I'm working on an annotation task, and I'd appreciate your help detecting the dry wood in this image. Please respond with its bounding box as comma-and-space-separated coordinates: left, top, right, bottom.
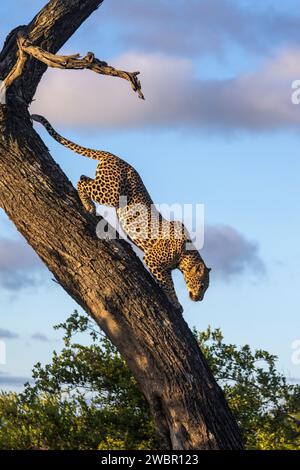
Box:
2, 33, 144, 99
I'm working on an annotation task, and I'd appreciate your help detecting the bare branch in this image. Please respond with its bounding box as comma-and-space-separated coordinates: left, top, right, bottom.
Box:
3, 34, 144, 100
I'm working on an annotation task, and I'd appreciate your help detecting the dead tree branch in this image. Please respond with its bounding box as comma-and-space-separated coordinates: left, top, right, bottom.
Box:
2, 33, 144, 99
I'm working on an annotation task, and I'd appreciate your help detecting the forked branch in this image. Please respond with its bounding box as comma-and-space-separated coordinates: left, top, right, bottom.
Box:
3, 33, 144, 99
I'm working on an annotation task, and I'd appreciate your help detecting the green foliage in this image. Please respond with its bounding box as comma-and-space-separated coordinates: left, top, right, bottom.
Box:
195, 326, 300, 449
0, 312, 299, 449
0, 312, 157, 450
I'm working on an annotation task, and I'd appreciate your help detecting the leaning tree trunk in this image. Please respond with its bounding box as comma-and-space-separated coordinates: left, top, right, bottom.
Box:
0, 0, 244, 450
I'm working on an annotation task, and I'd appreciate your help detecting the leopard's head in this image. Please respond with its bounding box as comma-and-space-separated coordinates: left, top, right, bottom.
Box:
186, 263, 210, 302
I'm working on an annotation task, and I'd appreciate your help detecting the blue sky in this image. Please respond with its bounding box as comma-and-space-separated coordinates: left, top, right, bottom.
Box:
0, 0, 300, 390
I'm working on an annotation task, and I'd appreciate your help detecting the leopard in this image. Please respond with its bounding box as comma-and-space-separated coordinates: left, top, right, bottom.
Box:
31, 114, 210, 312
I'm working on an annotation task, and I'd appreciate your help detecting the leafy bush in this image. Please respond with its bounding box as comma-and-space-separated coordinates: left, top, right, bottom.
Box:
0, 312, 299, 449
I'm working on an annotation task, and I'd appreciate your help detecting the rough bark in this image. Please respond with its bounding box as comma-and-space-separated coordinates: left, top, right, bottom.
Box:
0, 0, 244, 450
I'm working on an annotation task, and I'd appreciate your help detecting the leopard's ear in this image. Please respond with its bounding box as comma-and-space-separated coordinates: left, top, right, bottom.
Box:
207, 267, 212, 273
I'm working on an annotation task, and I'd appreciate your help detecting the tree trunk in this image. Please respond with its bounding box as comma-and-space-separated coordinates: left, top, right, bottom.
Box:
0, 0, 244, 450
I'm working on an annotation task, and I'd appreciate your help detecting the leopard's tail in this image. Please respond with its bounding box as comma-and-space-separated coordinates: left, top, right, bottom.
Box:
31, 114, 113, 161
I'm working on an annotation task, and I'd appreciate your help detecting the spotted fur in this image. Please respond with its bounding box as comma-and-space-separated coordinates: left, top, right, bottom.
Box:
31, 114, 210, 312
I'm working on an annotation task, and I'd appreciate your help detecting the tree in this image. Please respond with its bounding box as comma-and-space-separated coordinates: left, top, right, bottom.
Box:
195, 328, 300, 449
0, 312, 299, 450
0, 0, 243, 449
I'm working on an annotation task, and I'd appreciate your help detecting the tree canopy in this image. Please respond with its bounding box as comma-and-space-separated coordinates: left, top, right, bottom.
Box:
0, 312, 299, 450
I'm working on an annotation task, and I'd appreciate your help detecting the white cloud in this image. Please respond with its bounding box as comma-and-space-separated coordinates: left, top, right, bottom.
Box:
0, 237, 44, 291
0, 328, 19, 339
31, 49, 300, 133
31, 332, 50, 342
0, 372, 31, 386
202, 225, 265, 279
104, 0, 300, 59
0, 238, 41, 270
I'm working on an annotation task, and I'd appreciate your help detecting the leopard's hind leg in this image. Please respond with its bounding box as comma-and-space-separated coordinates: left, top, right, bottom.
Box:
77, 175, 96, 215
